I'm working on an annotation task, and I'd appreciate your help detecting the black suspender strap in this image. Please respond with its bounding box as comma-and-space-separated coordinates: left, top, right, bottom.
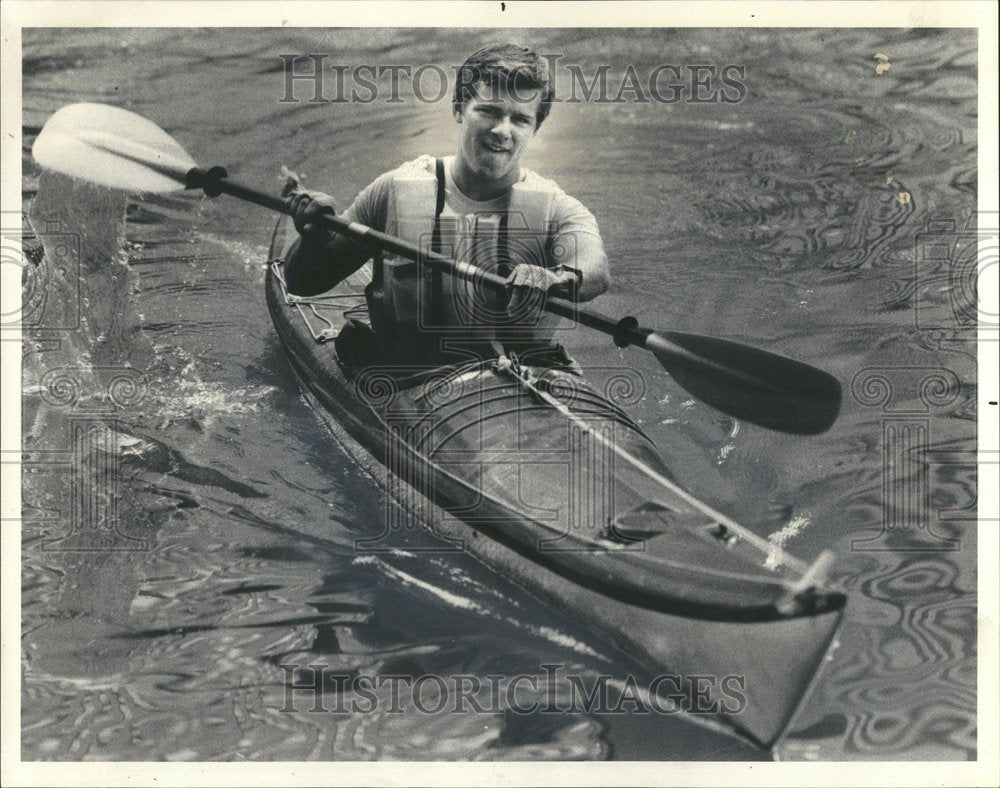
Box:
432, 157, 446, 251
495, 212, 512, 316
497, 212, 510, 276
429, 157, 447, 326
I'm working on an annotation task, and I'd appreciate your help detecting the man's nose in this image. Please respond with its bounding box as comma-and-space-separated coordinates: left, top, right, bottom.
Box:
491, 115, 513, 137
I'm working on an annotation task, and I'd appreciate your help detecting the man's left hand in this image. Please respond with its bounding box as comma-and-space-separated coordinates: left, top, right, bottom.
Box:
505, 264, 578, 316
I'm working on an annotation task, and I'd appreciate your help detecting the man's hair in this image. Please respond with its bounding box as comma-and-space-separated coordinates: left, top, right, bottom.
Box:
452, 43, 554, 129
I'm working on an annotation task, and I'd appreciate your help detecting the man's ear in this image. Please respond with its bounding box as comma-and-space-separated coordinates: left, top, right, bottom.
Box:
453, 106, 463, 124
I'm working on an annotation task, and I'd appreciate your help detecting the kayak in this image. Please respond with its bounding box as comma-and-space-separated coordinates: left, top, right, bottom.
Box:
264, 214, 846, 748
25, 101, 846, 748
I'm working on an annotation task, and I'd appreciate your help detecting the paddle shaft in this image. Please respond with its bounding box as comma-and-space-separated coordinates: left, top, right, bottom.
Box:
206, 173, 797, 394
65, 141, 781, 389
196, 169, 838, 413
204, 172, 666, 353
192, 167, 840, 431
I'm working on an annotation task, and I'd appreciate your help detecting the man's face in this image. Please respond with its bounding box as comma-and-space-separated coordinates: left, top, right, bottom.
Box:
454, 81, 541, 184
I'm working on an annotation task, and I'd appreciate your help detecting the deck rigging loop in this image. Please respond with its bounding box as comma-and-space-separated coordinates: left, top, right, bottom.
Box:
271, 258, 368, 342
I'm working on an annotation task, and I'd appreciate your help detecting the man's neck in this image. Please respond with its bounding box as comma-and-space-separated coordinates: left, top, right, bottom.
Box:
450, 157, 520, 202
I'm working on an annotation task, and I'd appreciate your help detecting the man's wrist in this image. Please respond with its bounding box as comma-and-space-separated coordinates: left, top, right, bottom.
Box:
549, 265, 583, 300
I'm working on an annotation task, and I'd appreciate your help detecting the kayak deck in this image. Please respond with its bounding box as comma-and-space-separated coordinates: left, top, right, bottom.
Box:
264, 214, 846, 747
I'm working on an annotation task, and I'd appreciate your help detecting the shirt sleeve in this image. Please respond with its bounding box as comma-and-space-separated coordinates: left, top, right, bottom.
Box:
341, 169, 394, 231
549, 191, 608, 272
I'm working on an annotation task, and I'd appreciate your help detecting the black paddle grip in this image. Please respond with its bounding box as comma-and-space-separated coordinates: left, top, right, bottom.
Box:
185, 166, 228, 197
185, 167, 291, 214
613, 316, 640, 348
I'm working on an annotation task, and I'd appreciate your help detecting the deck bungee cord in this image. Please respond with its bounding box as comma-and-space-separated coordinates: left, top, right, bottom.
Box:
270, 257, 368, 343
493, 352, 813, 579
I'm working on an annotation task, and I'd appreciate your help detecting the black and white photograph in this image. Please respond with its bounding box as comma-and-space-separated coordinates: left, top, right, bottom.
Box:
2, 1, 997, 784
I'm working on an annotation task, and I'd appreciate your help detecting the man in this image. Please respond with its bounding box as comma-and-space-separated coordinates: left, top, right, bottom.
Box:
284, 43, 610, 370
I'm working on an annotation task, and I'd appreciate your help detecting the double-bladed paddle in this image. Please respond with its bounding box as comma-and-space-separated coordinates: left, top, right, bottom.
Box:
31, 102, 842, 434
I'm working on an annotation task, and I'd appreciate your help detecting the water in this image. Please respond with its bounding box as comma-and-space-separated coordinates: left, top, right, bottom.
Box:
19, 28, 977, 760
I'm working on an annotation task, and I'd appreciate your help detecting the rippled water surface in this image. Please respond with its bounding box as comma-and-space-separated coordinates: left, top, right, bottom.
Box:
20, 28, 977, 761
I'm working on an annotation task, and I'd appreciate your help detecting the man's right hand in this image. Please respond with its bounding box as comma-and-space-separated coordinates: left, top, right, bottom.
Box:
287, 190, 338, 239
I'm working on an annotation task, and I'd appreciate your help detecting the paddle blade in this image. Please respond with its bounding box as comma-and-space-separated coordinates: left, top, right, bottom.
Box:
646, 331, 842, 434
32, 103, 196, 192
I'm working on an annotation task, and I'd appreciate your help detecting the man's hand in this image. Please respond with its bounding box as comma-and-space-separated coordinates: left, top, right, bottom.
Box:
283, 188, 373, 297
287, 190, 338, 239
505, 264, 580, 316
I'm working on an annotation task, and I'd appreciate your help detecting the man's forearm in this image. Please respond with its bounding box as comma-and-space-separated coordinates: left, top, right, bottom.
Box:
558, 234, 610, 302
575, 259, 610, 302
283, 231, 371, 296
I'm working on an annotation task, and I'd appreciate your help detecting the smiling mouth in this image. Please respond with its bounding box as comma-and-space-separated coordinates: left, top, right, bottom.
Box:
483, 141, 510, 153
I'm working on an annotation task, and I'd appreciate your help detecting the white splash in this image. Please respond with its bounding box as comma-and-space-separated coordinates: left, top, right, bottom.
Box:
765, 513, 812, 569
356, 556, 605, 658
533, 627, 604, 658
716, 421, 740, 464
153, 376, 276, 427
352, 556, 485, 612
